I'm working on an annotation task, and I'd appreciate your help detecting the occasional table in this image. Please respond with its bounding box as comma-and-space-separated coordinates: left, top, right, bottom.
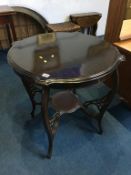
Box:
8, 32, 124, 158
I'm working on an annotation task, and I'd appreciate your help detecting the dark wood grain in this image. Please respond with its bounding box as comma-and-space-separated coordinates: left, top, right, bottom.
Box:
105, 0, 127, 42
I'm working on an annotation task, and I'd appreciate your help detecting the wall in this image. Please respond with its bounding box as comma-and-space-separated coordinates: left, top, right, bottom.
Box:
0, 0, 110, 35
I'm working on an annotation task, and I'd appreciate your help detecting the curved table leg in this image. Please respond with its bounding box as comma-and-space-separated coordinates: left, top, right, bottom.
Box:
81, 70, 119, 134
41, 86, 53, 158
18, 75, 42, 118
41, 86, 61, 158
98, 70, 118, 133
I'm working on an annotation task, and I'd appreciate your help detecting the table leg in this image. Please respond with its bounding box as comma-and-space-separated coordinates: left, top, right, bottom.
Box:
81, 70, 118, 134
18, 74, 60, 158
41, 86, 54, 158
41, 86, 61, 158
19, 75, 42, 118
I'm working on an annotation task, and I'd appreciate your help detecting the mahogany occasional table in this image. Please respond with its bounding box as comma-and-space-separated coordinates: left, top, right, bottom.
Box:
8, 32, 124, 158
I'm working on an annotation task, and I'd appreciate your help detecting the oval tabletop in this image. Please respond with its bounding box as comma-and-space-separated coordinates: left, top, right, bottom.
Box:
7, 32, 124, 85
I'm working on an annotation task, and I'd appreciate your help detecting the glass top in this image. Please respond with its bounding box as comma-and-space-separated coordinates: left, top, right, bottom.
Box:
8, 32, 123, 85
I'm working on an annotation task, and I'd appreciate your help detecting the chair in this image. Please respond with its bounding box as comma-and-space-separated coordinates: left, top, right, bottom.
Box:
70, 12, 102, 35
